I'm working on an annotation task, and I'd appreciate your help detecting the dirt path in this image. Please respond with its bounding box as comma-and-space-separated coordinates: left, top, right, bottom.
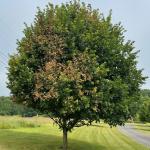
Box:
119, 125, 150, 148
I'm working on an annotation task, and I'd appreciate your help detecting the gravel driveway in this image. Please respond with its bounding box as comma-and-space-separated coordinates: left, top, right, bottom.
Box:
119, 124, 150, 148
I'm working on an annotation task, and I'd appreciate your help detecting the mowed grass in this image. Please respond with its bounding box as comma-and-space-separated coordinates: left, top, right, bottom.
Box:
0, 116, 41, 129
133, 123, 150, 135
0, 116, 149, 150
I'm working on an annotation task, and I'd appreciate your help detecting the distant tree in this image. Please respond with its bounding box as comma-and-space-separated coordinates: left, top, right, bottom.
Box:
136, 89, 150, 122
7, 1, 145, 150
141, 89, 150, 97
139, 97, 150, 122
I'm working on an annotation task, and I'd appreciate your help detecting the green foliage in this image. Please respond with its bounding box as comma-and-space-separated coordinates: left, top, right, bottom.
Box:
139, 95, 150, 122
0, 97, 37, 117
7, 1, 145, 149
141, 89, 150, 97
131, 89, 150, 122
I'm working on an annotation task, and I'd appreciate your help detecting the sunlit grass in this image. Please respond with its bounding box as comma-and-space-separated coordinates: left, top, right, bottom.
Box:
0, 116, 41, 129
133, 123, 150, 135
0, 116, 149, 150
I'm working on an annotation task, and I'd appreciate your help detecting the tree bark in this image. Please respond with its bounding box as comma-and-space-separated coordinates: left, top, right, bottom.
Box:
63, 128, 68, 150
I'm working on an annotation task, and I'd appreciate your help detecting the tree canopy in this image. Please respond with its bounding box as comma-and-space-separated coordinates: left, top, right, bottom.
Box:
7, 1, 145, 150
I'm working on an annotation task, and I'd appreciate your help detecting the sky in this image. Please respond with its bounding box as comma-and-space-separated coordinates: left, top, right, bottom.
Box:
0, 0, 150, 96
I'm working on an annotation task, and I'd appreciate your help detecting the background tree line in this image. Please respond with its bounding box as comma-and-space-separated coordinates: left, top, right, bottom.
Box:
127, 89, 150, 122
0, 96, 37, 117
137, 89, 150, 122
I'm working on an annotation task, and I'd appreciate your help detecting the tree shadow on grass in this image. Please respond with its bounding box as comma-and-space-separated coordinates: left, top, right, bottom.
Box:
0, 129, 106, 150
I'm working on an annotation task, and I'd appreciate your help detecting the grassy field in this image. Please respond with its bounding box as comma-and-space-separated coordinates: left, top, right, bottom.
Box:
133, 123, 150, 135
0, 116, 41, 129
0, 116, 149, 150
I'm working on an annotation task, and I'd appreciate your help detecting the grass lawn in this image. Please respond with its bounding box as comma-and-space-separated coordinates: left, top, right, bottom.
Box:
133, 123, 150, 135
0, 116, 149, 150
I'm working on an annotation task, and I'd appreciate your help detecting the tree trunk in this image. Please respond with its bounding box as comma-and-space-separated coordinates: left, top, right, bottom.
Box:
63, 128, 68, 150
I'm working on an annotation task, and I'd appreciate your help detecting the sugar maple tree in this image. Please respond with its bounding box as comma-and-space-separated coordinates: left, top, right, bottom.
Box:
7, 1, 145, 150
